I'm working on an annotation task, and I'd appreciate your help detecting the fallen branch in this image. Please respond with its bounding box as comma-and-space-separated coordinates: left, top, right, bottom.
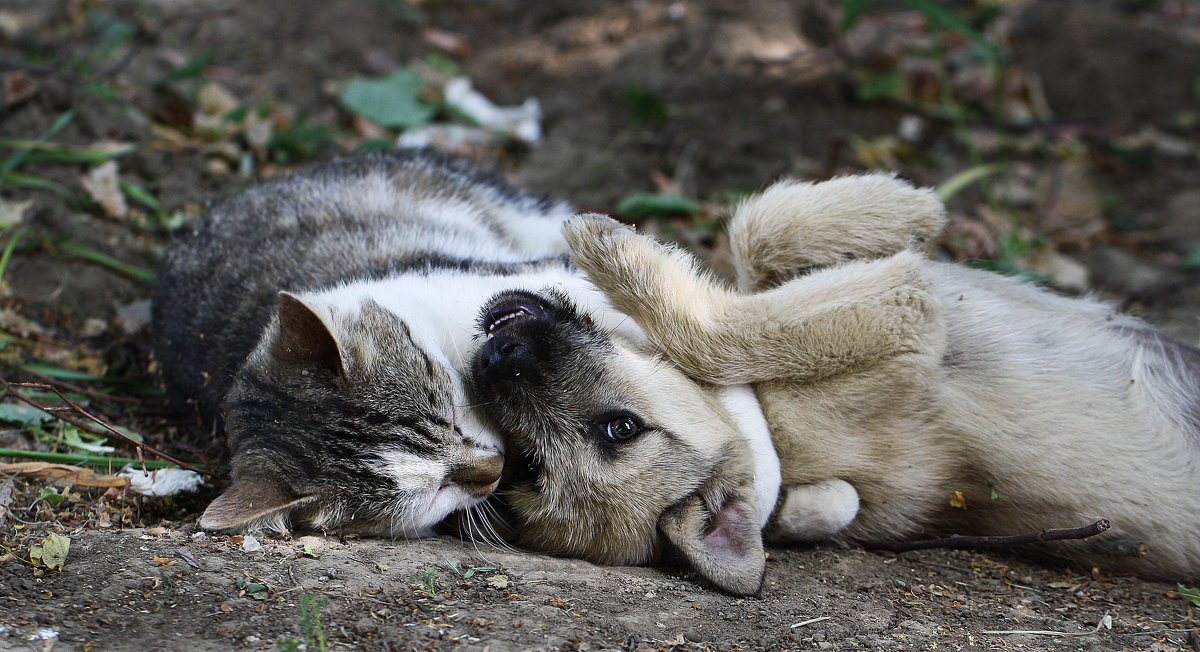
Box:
0, 377, 211, 477
864, 519, 1111, 553
982, 614, 1113, 637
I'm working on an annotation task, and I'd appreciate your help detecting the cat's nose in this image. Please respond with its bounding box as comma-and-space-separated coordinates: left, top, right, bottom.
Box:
448, 451, 503, 496
478, 335, 533, 380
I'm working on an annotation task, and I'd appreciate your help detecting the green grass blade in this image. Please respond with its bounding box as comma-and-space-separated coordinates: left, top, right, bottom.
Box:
0, 447, 185, 471
0, 226, 29, 286
16, 363, 162, 396
938, 163, 1005, 202
901, 0, 1002, 62
119, 181, 164, 214
153, 50, 213, 87
23, 144, 136, 165
1, 172, 72, 197
56, 240, 156, 282
0, 111, 74, 178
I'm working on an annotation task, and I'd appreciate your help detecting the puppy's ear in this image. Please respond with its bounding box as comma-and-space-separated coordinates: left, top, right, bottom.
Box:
199, 466, 317, 531
659, 484, 765, 596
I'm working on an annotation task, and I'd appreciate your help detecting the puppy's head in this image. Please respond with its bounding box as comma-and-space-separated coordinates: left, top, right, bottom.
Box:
470, 289, 766, 595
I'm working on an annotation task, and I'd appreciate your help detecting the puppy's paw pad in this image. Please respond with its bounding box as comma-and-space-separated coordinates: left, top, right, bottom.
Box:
563, 213, 628, 244
564, 213, 646, 270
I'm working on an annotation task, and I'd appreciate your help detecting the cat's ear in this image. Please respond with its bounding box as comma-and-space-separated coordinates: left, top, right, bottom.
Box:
276, 291, 345, 373
658, 483, 765, 596
199, 467, 317, 531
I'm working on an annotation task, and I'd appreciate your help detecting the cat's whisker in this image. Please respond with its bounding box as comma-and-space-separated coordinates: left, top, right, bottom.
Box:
453, 399, 496, 410
478, 501, 518, 554
468, 501, 516, 557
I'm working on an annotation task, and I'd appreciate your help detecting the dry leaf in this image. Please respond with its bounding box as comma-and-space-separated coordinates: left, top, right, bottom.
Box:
152, 556, 176, 567
0, 462, 129, 488
487, 574, 510, 589
3, 70, 36, 105
0, 196, 33, 228
144, 526, 168, 537
175, 548, 202, 569
196, 82, 238, 117
81, 161, 128, 219
30, 532, 70, 571
949, 491, 967, 510
421, 27, 471, 58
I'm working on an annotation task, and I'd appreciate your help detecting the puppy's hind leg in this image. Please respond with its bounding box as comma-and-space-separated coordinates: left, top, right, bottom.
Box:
730, 174, 945, 292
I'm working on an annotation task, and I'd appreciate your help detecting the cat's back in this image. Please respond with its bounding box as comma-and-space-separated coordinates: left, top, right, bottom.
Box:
153, 151, 572, 418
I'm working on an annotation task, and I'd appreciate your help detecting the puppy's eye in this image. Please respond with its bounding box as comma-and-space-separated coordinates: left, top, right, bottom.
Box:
604, 415, 642, 442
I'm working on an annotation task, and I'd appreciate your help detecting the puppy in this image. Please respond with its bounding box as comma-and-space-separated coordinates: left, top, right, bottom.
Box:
470, 174, 1200, 595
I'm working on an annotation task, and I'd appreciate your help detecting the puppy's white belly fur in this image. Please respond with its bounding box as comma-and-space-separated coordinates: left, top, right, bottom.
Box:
775, 480, 860, 540
717, 385, 781, 528
718, 385, 861, 537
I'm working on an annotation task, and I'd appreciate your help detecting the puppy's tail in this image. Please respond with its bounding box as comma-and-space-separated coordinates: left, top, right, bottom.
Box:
729, 173, 946, 293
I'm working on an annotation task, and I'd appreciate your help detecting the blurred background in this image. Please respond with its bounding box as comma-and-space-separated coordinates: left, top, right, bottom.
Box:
0, 0, 1198, 511
1, 2, 1200, 648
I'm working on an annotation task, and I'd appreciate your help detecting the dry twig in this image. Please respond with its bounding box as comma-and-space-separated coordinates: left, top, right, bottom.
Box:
865, 519, 1111, 553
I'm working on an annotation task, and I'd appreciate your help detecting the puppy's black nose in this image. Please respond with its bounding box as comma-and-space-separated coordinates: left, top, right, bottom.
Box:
478, 335, 533, 380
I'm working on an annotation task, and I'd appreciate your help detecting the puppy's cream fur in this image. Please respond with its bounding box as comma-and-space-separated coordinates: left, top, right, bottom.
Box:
483, 174, 1200, 595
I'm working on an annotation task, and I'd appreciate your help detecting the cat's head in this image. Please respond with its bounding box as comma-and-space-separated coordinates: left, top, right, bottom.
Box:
199, 291, 503, 538
469, 289, 766, 595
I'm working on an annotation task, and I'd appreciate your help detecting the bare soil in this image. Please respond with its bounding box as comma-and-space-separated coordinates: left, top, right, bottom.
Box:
2, 1, 1200, 650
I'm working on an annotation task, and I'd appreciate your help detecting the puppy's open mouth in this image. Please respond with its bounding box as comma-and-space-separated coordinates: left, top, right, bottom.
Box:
483, 294, 551, 338
485, 305, 536, 337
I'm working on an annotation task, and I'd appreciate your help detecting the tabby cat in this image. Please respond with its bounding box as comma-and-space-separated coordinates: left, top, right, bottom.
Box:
153, 151, 638, 537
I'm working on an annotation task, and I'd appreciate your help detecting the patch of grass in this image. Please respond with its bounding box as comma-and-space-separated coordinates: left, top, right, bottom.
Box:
461, 565, 498, 579
414, 568, 440, 596
622, 86, 669, 124
840, 0, 1002, 64
266, 117, 336, 165
67, 8, 138, 76
1177, 585, 1200, 607
278, 594, 328, 652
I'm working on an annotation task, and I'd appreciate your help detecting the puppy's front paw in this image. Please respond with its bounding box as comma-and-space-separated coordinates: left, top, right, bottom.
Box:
773, 479, 859, 542
562, 213, 640, 276
563, 212, 625, 239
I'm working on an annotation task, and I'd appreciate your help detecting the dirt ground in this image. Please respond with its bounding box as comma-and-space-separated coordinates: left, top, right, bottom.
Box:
2, 0, 1200, 650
